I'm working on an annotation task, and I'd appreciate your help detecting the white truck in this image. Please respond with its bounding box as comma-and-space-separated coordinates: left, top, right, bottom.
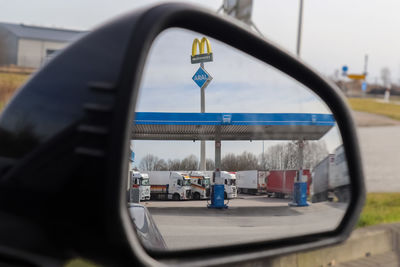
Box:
329, 145, 350, 202
311, 155, 334, 202
311, 145, 350, 203
188, 171, 211, 200
130, 171, 151, 201
147, 171, 192, 200
206, 171, 237, 199
236, 170, 269, 194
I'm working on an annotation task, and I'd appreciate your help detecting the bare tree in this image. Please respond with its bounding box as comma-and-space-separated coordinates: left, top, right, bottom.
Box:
303, 141, 328, 169
221, 153, 238, 171
139, 154, 158, 171
180, 154, 199, 170
154, 159, 168, 171
139, 154, 168, 171
206, 158, 215, 170
260, 141, 328, 170
237, 151, 259, 170
221, 151, 259, 171
167, 159, 181, 171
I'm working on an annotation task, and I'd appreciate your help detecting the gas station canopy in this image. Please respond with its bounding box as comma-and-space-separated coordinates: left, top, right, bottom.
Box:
132, 112, 335, 141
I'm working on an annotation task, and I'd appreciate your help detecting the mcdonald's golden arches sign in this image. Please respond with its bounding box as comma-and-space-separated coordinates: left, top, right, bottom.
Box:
191, 37, 213, 64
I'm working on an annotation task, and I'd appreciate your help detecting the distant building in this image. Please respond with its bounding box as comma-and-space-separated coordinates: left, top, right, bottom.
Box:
0, 22, 86, 68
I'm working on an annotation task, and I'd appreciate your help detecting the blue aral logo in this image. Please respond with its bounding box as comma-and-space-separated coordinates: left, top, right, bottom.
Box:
192, 67, 212, 88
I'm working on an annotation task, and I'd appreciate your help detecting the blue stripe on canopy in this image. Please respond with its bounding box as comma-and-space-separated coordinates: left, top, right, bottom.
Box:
132, 112, 335, 141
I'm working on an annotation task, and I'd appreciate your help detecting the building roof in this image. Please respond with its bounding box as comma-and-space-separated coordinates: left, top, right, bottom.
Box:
132, 112, 335, 141
0, 22, 87, 42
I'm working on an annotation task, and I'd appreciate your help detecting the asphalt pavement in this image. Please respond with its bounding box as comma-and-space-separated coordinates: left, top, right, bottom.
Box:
357, 125, 400, 192
144, 195, 347, 250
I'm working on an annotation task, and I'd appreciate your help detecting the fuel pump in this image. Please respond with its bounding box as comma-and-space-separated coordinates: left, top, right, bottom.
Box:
208, 169, 228, 209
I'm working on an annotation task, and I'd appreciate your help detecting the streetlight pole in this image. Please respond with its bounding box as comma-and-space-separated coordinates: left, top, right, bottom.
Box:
296, 0, 304, 57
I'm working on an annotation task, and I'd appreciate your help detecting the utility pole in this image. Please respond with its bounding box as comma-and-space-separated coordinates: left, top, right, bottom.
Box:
296, 0, 304, 57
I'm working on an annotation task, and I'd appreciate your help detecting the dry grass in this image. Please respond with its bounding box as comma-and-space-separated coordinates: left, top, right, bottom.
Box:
348, 98, 400, 121
357, 193, 400, 228
0, 72, 30, 109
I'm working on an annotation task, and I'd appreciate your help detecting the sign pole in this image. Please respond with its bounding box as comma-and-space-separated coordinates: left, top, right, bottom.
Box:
200, 63, 206, 170
191, 37, 213, 171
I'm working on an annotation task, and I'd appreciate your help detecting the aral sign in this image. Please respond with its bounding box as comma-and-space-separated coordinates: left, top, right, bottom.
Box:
192, 66, 213, 88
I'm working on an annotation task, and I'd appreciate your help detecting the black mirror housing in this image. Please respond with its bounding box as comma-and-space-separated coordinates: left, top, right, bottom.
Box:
0, 3, 365, 266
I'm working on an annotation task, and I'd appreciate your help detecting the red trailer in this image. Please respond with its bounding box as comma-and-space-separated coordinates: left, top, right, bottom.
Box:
267, 170, 311, 198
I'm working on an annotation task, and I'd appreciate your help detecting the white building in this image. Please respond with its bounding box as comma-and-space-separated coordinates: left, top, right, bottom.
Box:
0, 22, 86, 68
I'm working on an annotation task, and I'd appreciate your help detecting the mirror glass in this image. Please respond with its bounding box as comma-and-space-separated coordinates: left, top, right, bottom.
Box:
127, 28, 350, 251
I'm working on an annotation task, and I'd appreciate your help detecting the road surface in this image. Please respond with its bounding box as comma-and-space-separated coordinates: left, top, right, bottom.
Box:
354, 110, 400, 192
144, 195, 347, 250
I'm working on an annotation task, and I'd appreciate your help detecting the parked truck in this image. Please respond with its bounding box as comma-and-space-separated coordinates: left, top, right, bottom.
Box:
188, 171, 211, 200
147, 171, 192, 200
236, 170, 269, 194
311, 145, 350, 203
311, 154, 335, 203
130, 171, 151, 201
267, 170, 311, 198
205, 171, 237, 199
329, 145, 350, 202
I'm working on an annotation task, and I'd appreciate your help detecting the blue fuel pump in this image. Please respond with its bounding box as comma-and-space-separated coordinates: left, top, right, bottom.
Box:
207, 171, 228, 209
289, 171, 309, 207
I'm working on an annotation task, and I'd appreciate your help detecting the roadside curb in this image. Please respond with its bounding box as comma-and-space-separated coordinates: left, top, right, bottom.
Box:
264, 223, 400, 267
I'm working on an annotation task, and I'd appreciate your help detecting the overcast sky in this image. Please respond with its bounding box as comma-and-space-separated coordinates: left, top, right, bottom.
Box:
1, 0, 400, 83
132, 28, 342, 164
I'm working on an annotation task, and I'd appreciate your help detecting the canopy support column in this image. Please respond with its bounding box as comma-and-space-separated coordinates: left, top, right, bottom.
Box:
297, 139, 304, 182
215, 139, 221, 172
208, 137, 227, 209
289, 138, 309, 207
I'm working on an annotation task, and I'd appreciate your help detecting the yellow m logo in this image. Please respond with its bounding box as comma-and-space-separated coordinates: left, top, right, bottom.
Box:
192, 37, 212, 56
191, 37, 213, 64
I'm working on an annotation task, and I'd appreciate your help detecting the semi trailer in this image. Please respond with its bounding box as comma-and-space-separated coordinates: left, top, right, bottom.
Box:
236, 170, 269, 194
147, 171, 192, 200
311, 145, 350, 203
266, 170, 311, 198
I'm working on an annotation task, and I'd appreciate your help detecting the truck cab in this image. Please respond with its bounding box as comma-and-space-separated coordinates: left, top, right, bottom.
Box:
170, 172, 192, 200
131, 172, 151, 201
189, 171, 211, 200
222, 171, 237, 199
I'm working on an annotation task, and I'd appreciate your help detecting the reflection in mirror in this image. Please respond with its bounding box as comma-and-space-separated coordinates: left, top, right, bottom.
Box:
127, 28, 350, 251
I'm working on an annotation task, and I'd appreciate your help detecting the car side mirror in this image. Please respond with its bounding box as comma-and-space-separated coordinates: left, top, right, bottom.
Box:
0, 3, 365, 266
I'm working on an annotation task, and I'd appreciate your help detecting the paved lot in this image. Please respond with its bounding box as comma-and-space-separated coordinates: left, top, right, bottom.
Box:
143, 195, 347, 250
350, 110, 400, 192
357, 125, 400, 192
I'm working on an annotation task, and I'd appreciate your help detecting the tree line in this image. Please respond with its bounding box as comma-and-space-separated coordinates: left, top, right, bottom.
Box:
138, 141, 328, 172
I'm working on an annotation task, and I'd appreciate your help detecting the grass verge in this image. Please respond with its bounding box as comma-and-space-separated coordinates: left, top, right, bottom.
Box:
357, 193, 400, 228
348, 98, 400, 121
0, 72, 30, 109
